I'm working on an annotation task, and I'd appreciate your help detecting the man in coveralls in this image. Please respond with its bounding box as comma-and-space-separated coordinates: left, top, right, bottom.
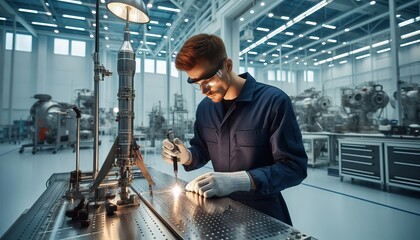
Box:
162, 34, 308, 225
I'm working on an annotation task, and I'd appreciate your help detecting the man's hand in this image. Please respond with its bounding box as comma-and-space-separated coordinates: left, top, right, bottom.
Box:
185, 171, 251, 198
161, 138, 191, 165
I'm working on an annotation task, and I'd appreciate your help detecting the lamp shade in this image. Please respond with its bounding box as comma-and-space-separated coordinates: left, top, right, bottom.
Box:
107, 0, 150, 23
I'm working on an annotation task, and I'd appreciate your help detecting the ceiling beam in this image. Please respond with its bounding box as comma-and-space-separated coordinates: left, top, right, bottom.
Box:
151, 0, 196, 56
0, 0, 37, 37
254, 0, 370, 60
257, 0, 420, 60
236, 0, 285, 32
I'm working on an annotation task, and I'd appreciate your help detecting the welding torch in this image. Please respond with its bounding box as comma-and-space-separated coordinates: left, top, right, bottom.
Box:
167, 131, 178, 183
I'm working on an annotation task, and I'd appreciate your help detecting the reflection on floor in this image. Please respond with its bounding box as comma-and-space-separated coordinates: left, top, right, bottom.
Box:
1, 135, 419, 239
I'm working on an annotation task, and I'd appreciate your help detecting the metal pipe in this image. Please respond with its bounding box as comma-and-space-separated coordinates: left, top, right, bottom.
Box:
73, 107, 81, 191
8, 17, 16, 140
389, 0, 403, 124
93, 0, 100, 180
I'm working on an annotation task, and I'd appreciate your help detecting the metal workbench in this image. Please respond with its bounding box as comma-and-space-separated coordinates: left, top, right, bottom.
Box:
2, 168, 314, 240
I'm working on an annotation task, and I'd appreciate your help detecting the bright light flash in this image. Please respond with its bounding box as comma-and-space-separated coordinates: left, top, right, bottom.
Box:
172, 184, 182, 197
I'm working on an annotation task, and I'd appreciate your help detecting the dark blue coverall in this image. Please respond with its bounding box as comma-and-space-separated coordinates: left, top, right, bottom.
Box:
185, 73, 308, 225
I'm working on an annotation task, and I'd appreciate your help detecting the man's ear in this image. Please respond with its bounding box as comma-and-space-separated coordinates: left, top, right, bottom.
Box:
226, 58, 233, 72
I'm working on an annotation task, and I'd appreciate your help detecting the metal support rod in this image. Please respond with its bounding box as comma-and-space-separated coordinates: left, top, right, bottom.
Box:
8, 17, 16, 140
73, 107, 81, 191
93, 0, 100, 180
166, 41, 171, 122
389, 0, 403, 125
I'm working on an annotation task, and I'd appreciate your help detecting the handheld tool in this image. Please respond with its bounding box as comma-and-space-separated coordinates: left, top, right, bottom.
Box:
167, 131, 178, 184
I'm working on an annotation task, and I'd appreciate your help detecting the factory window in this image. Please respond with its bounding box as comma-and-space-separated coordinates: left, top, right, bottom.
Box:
268, 70, 276, 81
248, 67, 255, 76
239, 66, 255, 75
135, 58, 141, 73
156, 60, 167, 74
171, 62, 179, 77
288, 71, 295, 83
144, 59, 155, 73
54, 38, 69, 55
276, 70, 287, 81
304, 70, 314, 82
5, 33, 32, 52
71, 40, 86, 57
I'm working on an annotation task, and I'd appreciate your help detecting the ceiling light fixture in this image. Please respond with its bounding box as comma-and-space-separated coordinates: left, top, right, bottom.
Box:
400, 39, 420, 47
145, 33, 161, 38
32, 22, 57, 27
157, 6, 181, 12
355, 53, 370, 59
65, 26, 85, 31
63, 14, 86, 20
256, 27, 270, 32
322, 24, 336, 29
305, 21, 317, 25
19, 8, 39, 14
401, 29, 420, 39
239, 0, 333, 56
377, 48, 391, 53
57, 0, 82, 5
371, 40, 389, 48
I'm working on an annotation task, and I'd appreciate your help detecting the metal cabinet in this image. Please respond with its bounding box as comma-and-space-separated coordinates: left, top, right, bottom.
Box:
339, 139, 384, 189
385, 142, 420, 191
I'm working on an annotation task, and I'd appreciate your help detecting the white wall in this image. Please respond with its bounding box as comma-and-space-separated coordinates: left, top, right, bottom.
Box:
0, 32, 93, 124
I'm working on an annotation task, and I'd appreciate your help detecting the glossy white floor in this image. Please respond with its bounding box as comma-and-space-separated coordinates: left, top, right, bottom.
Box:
1, 135, 419, 239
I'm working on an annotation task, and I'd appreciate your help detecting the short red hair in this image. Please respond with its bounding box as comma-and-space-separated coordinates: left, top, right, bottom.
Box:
175, 34, 227, 71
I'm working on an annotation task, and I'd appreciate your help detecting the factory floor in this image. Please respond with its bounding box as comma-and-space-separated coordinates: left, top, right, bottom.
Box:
1, 135, 419, 240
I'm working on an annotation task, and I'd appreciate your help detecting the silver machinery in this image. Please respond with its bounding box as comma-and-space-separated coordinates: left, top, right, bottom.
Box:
89, 1, 154, 206
19, 94, 76, 154
291, 88, 332, 132
341, 82, 389, 132
170, 93, 193, 140
74, 89, 95, 144
390, 83, 420, 125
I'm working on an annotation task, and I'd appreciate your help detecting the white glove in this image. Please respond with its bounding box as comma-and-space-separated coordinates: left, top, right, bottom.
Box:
185, 171, 251, 198
161, 138, 191, 165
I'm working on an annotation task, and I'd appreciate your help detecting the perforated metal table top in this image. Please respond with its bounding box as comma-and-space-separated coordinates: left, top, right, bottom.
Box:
136, 169, 313, 240
2, 169, 313, 240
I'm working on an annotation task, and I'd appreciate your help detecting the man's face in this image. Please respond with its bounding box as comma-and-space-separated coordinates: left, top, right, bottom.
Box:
186, 59, 230, 103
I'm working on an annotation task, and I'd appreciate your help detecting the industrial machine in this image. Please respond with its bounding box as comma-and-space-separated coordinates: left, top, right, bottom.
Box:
147, 101, 166, 147
341, 82, 389, 132
74, 89, 95, 145
291, 87, 332, 132
170, 93, 193, 139
19, 94, 76, 154
390, 83, 420, 126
